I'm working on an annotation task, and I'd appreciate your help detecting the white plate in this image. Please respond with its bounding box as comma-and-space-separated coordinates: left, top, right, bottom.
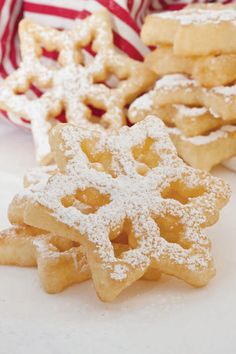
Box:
0, 120, 236, 354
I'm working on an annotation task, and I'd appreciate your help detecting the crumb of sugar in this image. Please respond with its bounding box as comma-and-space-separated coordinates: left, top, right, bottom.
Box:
174, 105, 208, 117
154, 74, 196, 91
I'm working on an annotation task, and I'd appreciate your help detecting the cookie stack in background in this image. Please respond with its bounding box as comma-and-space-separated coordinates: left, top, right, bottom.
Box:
128, 4, 236, 171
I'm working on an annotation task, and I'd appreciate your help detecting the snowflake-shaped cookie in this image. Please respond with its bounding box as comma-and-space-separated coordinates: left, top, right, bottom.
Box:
0, 11, 156, 164
23, 116, 230, 301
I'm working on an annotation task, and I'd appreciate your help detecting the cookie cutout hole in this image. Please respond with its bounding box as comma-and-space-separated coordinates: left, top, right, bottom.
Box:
47, 104, 66, 126
83, 44, 97, 59
104, 73, 127, 89
135, 164, 149, 176
30, 84, 43, 98
94, 67, 129, 88
132, 138, 159, 175
40, 48, 60, 69
82, 97, 108, 125
49, 236, 77, 252
87, 103, 106, 122
42, 48, 59, 61
122, 219, 140, 249
80, 49, 93, 67
112, 231, 128, 245
55, 109, 67, 123
105, 61, 130, 86
154, 215, 185, 245
14, 83, 43, 100
113, 243, 129, 258
161, 181, 205, 204
61, 187, 110, 214
81, 138, 116, 177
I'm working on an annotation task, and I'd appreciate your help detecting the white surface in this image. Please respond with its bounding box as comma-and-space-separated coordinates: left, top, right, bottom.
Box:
223, 156, 236, 172
0, 119, 236, 354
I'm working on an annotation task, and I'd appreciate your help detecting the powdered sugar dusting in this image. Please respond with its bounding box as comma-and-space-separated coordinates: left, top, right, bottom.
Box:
155, 7, 236, 26
0, 224, 91, 283
169, 125, 236, 145
24, 165, 56, 187
209, 108, 221, 118
211, 84, 236, 103
33, 234, 89, 276
154, 74, 197, 91
128, 92, 154, 122
174, 105, 208, 117
110, 264, 129, 281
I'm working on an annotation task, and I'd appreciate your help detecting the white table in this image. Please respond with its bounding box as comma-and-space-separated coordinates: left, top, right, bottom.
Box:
0, 119, 236, 354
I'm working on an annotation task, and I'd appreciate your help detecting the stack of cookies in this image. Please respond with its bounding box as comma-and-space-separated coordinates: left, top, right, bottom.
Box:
0, 8, 232, 302
129, 4, 236, 171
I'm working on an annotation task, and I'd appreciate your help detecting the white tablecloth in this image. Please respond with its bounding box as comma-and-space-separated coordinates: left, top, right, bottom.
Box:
0, 119, 236, 354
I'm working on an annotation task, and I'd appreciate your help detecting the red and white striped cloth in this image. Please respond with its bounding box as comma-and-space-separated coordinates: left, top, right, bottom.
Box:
0, 0, 234, 127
